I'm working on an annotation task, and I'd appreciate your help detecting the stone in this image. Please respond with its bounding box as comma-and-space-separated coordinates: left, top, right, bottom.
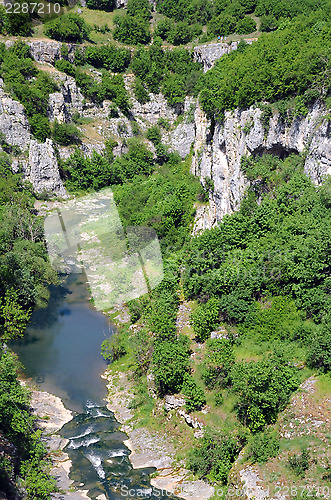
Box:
191, 101, 331, 225
164, 395, 186, 412
193, 41, 239, 72
0, 95, 31, 150
23, 139, 68, 198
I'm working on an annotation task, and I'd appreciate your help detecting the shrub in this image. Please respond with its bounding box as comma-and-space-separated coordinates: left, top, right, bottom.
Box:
260, 14, 278, 32
155, 17, 173, 39
247, 429, 280, 463
133, 78, 150, 104
235, 17, 256, 34
127, 0, 151, 21
114, 15, 151, 45
52, 121, 81, 146
54, 59, 76, 77
181, 374, 206, 412
132, 328, 153, 376
44, 13, 90, 42
146, 125, 161, 145
209, 14, 236, 36
101, 333, 126, 363
191, 297, 220, 342
152, 335, 190, 395
187, 427, 245, 484
202, 338, 235, 389
288, 449, 310, 478
307, 324, 331, 373
29, 114, 51, 142
86, 0, 114, 10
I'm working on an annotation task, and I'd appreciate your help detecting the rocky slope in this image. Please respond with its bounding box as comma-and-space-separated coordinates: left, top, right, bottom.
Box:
0, 40, 330, 220
191, 101, 331, 231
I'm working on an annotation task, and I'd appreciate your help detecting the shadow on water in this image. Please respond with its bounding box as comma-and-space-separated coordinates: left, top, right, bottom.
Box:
10, 273, 180, 500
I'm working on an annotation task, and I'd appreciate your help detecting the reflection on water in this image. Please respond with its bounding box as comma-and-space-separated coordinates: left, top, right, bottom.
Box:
11, 274, 180, 500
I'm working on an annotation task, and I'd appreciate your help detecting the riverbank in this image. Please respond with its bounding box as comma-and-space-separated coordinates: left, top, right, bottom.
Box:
29, 386, 101, 500
103, 369, 215, 500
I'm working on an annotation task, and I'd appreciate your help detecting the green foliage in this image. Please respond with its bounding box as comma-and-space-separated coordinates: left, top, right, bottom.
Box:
54, 58, 76, 77
85, 44, 131, 72
181, 373, 206, 412
132, 328, 153, 376
187, 426, 246, 483
252, 296, 302, 341
101, 333, 126, 363
52, 120, 81, 146
183, 154, 331, 323
44, 13, 90, 42
114, 15, 151, 45
146, 125, 161, 145
260, 14, 278, 32
235, 16, 256, 34
307, 323, 331, 373
86, 0, 114, 10
202, 338, 235, 389
113, 157, 200, 250
0, 43, 58, 141
0, 289, 30, 340
191, 297, 220, 341
133, 77, 150, 104
247, 429, 280, 463
232, 351, 299, 432
200, 12, 331, 116
131, 43, 202, 103
127, 0, 151, 21
153, 335, 191, 395
288, 449, 311, 478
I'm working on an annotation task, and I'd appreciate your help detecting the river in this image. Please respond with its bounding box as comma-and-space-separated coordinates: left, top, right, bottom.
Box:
11, 273, 179, 500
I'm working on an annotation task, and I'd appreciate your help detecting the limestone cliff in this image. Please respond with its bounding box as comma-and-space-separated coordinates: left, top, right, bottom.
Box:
191, 101, 331, 230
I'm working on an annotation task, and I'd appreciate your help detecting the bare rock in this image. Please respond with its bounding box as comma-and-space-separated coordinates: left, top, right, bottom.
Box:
164, 395, 186, 411
23, 139, 68, 198
0, 94, 30, 150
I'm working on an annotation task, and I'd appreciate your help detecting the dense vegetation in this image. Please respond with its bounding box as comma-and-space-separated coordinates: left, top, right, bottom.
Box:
103, 152, 331, 486
0, 153, 57, 498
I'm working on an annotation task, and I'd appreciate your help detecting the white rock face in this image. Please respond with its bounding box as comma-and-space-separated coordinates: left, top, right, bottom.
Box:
0, 83, 31, 150
193, 41, 239, 72
23, 139, 68, 198
191, 102, 331, 225
5, 40, 76, 64
48, 74, 84, 122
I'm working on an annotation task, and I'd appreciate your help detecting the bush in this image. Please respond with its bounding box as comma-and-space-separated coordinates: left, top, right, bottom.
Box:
29, 114, 51, 142
52, 121, 81, 146
191, 297, 220, 342
181, 374, 206, 412
127, 0, 151, 21
155, 17, 174, 39
307, 324, 331, 373
232, 351, 299, 432
260, 14, 278, 32
152, 335, 190, 395
187, 427, 245, 484
114, 15, 151, 45
86, 0, 114, 10
146, 125, 161, 145
167, 21, 194, 45
202, 338, 235, 389
133, 78, 150, 104
235, 17, 256, 34
85, 44, 131, 72
101, 333, 126, 363
54, 58, 76, 77
44, 13, 90, 42
288, 449, 310, 478
209, 14, 236, 36
247, 429, 280, 463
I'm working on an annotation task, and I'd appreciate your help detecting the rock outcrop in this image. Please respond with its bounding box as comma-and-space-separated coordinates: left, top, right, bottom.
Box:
191, 101, 331, 226
193, 41, 239, 72
0, 80, 31, 150
22, 139, 68, 198
5, 40, 76, 65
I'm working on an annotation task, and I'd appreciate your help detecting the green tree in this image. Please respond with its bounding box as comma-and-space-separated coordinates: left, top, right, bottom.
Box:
202, 338, 235, 389
0, 289, 30, 340
152, 335, 190, 395
114, 15, 151, 44
44, 13, 90, 42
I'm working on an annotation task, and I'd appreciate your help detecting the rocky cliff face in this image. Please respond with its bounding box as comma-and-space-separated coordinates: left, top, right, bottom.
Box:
191, 101, 331, 229
23, 139, 68, 198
